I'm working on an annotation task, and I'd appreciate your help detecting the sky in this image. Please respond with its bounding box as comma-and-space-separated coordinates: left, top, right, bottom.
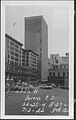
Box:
5, 2, 71, 58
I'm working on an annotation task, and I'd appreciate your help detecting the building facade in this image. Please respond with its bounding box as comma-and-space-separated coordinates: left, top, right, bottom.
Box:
50, 53, 69, 66
5, 34, 38, 84
22, 48, 26, 67
23, 49, 38, 83
48, 53, 69, 88
5, 34, 23, 66
25, 50, 38, 71
24, 16, 48, 81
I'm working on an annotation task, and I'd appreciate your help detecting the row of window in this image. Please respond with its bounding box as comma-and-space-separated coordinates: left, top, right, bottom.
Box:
7, 39, 21, 49
8, 60, 21, 66
7, 45, 21, 54
53, 65, 69, 69
31, 57, 37, 61
9, 51, 21, 58
8, 55, 21, 62
31, 60, 37, 64
31, 64, 37, 67
50, 72, 69, 77
31, 53, 37, 58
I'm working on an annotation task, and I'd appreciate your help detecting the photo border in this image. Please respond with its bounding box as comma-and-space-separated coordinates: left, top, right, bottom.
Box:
1, 1, 74, 119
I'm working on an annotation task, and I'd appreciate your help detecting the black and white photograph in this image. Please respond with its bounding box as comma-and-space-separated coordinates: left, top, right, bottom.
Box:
1, 1, 74, 119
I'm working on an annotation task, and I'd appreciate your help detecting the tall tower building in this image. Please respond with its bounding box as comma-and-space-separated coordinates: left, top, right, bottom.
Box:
24, 16, 48, 81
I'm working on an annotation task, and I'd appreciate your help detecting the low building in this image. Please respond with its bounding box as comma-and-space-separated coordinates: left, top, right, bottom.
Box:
25, 50, 38, 70
25, 50, 38, 84
48, 53, 69, 88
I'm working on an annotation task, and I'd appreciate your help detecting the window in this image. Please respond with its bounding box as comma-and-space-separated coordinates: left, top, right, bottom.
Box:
26, 63, 28, 66
10, 51, 14, 55
10, 46, 14, 50
58, 72, 60, 77
15, 48, 19, 53
56, 66, 58, 69
10, 61, 14, 65
15, 53, 18, 57
15, 44, 19, 48
27, 52, 28, 55
15, 62, 18, 66
22, 59, 25, 62
63, 72, 65, 77
11, 56, 14, 60
53, 72, 55, 76
50, 72, 51, 76
27, 60, 28, 62
10, 41, 14, 46
22, 51, 25, 55
22, 63, 25, 66
22, 56, 25, 59
15, 58, 18, 61
8, 54, 10, 58
7, 50, 9, 53
8, 60, 9, 63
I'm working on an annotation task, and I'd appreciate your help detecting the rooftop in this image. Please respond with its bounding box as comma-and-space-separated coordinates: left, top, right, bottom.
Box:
25, 15, 48, 26
5, 34, 23, 46
22, 49, 38, 56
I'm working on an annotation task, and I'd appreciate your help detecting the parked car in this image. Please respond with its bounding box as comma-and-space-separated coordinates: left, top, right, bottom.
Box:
39, 84, 52, 89
52, 83, 56, 88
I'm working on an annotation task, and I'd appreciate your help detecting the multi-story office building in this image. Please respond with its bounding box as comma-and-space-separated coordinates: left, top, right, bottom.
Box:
5, 34, 23, 66
24, 16, 48, 81
25, 50, 38, 82
5, 34, 38, 83
25, 50, 38, 71
5, 34, 24, 81
48, 53, 69, 88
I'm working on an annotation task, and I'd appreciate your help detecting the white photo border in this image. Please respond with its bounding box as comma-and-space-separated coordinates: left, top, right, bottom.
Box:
1, 1, 74, 119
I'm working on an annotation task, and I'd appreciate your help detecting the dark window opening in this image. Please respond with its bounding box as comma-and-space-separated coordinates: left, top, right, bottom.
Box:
63, 72, 65, 77
58, 72, 60, 77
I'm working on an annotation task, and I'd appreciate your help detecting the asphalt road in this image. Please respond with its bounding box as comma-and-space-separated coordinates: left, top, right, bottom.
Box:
5, 88, 69, 115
